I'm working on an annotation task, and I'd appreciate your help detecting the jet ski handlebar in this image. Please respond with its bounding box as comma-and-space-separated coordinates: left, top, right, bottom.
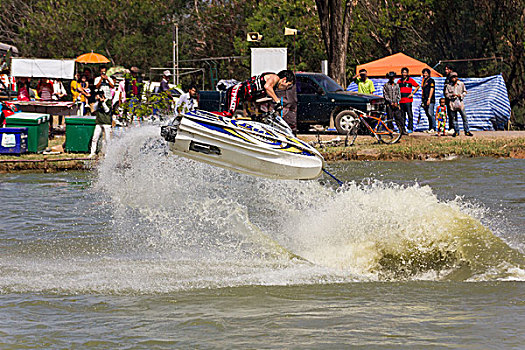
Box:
255, 109, 294, 136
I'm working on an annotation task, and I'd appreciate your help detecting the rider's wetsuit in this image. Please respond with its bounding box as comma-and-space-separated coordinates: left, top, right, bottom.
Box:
223, 72, 276, 117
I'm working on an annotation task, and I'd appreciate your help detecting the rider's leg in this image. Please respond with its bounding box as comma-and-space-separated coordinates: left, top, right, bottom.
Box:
224, 83, 243, 117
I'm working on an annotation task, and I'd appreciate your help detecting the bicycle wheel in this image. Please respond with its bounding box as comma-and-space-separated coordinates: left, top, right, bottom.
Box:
376, 116, 402, 144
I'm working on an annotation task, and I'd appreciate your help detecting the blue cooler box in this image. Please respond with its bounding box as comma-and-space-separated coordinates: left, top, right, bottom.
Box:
0, 127, 28, 155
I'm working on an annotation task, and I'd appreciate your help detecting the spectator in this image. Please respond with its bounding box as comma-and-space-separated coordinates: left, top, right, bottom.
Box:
110, 71, 129, 123
435, 98, 448, 136
71, 73, 81, 102
82, 68, 94, 86
94, 66, 114, 100
445, 72, 473, 137
17, 77, 31, 101
71, 73, 82, 115
52, 79, 67, 101
420, 68, 436, 133
125, 67, 143, 116
352, 69, 375, 94
89, 90, 112, 158
36, 78, 54, 101
158, 70, 174, 114
382, 71, 405, 133
79, 75, 91, 115
159, 70, 172, 96
397, 67, 420, 134
125, 66, 143, 99
112, 74, 127, 108
176, 85, 199, 114
83, 67, 96, 108
442, 65, 454, 132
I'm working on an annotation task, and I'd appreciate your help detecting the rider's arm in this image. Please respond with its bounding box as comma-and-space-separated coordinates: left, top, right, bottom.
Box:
264, 74, 281, 104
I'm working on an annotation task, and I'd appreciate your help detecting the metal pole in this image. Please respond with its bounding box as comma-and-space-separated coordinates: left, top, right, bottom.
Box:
173, 17, 177, 85
176, 24, 179, 86
293, 33, 296, 72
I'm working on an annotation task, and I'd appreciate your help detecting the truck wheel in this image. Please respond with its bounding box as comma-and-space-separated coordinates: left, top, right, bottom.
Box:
335, 110, 359, 135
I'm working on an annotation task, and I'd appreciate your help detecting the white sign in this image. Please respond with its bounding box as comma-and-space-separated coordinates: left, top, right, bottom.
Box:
11, 58, 75, 79
251, 48, 287, 76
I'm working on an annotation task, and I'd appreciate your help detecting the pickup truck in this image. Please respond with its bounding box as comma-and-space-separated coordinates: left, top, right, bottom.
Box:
198, 72, 385, 134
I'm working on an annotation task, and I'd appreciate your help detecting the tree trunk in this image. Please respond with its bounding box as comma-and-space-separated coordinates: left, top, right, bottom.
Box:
315, 0, 357, 87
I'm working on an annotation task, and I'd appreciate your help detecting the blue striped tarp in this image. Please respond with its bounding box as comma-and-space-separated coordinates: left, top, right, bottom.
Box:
347, 75, 510, 131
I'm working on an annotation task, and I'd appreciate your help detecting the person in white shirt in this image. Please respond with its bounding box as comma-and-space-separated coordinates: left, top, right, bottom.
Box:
52, 79, 67, 100
94, 66, 114, 99
175, 85, 199, 114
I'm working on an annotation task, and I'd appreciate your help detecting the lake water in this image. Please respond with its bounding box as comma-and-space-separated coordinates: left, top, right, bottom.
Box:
1, 127, 523, 348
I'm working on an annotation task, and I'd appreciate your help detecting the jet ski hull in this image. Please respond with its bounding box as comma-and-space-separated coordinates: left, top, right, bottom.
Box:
162, 110, 324, 180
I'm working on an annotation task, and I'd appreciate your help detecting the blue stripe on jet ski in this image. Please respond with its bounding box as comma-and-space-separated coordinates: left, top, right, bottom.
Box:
193, 120, 315, 156
195, 121, 233, 136
195, 121, 283, 146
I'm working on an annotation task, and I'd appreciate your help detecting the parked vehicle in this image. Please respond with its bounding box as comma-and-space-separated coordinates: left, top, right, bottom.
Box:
198, 73, 385, 134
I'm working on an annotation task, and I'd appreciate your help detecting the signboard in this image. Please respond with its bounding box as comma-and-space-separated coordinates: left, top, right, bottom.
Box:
11, 58, 75, 79
251, 48, 287, 76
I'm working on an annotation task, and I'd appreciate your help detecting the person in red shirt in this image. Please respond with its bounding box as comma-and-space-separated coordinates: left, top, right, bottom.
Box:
397, 67, 420, 134
17, 77, 31, 101
36, 78, 54, 101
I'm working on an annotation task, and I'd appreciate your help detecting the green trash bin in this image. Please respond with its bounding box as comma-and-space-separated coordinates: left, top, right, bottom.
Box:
65, 116, 96, 153
5, 113, 50, 153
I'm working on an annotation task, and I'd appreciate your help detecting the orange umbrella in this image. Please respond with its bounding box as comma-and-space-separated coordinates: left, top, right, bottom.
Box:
75, 51, 110, 64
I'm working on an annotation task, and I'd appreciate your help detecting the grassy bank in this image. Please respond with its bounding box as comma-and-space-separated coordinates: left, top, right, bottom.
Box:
1, 132, 524, 173
316, 133, 525, 161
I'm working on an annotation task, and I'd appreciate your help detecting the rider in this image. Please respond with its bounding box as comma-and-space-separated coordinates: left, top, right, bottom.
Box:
221, 70, 295, 117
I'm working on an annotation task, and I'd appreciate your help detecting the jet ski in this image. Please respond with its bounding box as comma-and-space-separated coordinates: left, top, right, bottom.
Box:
160, 109, 324, 180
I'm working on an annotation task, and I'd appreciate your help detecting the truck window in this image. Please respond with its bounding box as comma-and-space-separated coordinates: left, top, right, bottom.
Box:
311, 74, 344, 92
296, 77, 320, 95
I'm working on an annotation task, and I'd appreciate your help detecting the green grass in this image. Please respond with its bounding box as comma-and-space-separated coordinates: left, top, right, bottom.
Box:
319, 136, 525, 160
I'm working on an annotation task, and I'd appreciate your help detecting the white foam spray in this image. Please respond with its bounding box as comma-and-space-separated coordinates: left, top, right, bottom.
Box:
1, 126, 523, 295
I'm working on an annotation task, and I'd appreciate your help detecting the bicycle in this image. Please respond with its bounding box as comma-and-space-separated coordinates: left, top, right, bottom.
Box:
345, 108, 402, 146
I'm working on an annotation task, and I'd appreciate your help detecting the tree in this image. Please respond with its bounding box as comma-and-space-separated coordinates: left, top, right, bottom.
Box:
178, 0, 258, 84
234, 0, 324, 74
315, 0, 358, 86
349, 0, 525, 128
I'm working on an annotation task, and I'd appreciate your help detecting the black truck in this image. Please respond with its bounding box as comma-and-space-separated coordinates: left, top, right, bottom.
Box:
198, 72, 385, 134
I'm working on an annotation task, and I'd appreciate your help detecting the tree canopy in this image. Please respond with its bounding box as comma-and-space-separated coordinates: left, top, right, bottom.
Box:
0, 0, 523, 127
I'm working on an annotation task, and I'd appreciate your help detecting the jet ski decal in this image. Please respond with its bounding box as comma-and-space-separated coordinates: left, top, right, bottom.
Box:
198, 120, 310, 155
183, 109, 318, 157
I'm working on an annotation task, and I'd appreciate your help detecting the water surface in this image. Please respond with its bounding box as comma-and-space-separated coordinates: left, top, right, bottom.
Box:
0, 127, 523, 348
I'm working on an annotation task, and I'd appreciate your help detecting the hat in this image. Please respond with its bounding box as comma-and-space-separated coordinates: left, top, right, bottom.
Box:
130, 66, 140, 73
450, 72, 458, 77
386, 71, 396, 78
163, 70, 172, 76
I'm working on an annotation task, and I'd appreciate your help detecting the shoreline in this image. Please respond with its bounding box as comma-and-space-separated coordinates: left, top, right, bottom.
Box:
1, 131, 524, 173
308, 131, 525, 162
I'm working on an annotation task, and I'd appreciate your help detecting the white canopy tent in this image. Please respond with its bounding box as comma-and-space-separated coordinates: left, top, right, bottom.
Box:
11, 58, 75, 79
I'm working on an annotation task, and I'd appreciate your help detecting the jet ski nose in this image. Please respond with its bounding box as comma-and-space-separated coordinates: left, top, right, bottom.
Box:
161, 117, 182, 142
161, 125, 178, 142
